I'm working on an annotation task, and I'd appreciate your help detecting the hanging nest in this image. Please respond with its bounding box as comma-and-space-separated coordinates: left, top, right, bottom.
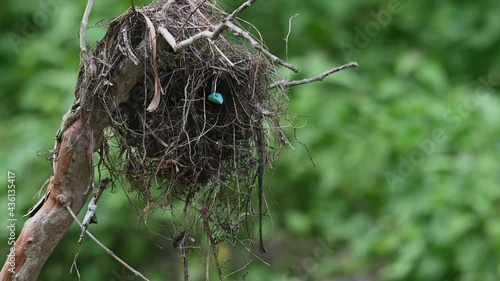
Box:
77, 0, 288, 257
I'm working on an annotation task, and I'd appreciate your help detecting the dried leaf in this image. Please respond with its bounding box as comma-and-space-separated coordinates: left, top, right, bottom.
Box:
139, 12, 161, 112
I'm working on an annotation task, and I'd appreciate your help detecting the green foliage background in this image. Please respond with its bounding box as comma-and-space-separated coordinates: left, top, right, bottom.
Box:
1, 0, 500, 280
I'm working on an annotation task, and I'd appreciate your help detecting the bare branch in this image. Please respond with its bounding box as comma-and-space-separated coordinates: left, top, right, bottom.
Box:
66, 206, 150, 281
268, 62, 359, 89
158, 0, 300, 73
225, 22, 299, 73
226, 0, 257, 22
212, 0, 257, 39
78, 178, 111, 244
285, 14, 299, 62
159, 26, 212, 51
130, 0, 136, 14
79, 0, 94, 61
159, 0, 257, 51
159, 22, 299, 73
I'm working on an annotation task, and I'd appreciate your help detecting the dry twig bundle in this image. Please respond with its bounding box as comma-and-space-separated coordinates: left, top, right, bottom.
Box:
79, 0, 286, 260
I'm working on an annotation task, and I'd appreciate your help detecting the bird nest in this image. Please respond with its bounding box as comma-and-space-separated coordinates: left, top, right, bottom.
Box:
80, 0, 288, 256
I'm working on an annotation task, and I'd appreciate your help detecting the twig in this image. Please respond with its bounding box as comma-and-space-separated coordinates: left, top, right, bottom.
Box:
285, 14, 299, 62
66, 206, 150, 281
79, 0, 95, 61
225, 22, 299, 73
212, 0, 257, 39
179, 0, 209, 34
159, 0, 256, 51
224, 259, 252, 279
174, 232, 193, 281
158, 23, 298, 73
226, 0, 257, 22
70, 250, 81, 279
78, 178, 111, 244
157, 0, 300, 72
256, 128, 267, 253
24, 177, 52, 218
208, 38, 234, 66
159, 26, 209, 51
268, 62, 359, 89
205, 237, 210, 281
130, 0, 136, 14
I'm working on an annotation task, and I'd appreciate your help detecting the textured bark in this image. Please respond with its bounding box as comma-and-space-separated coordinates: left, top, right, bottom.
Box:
0, 120, 92, 281
0, 37, 148, 281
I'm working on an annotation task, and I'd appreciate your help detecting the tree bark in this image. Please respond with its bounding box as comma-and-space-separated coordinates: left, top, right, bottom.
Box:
0, 32, 148, 281
0, 120, 92, 281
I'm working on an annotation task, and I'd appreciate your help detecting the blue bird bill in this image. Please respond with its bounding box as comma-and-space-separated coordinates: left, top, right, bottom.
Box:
208, 92, 223, 105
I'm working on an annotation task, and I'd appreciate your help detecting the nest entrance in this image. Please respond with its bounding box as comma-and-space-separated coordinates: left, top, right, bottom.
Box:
115, 51, 272, 191
84, 0, 287, 260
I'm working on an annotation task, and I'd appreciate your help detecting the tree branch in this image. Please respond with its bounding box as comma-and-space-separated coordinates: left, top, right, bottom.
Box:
226, 0, 257, 22
79, 0, 95, 61
66, 206, 149, 281
158, 0, 300, 73
0, 120, 93, 281
268, 62, 359, 89
0, 22, 152, 281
